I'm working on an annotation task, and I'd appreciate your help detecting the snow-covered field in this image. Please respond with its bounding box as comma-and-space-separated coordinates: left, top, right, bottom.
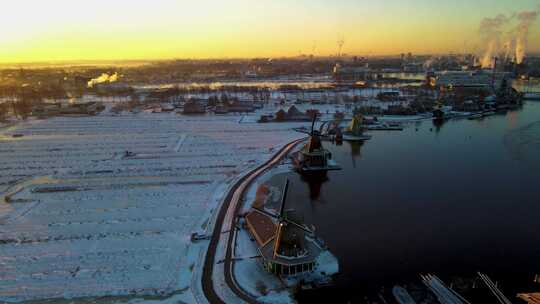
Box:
0, 112, 305, 303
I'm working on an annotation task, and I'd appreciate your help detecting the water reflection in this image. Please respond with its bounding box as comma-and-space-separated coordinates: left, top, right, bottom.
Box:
294, 140, 365, 201
432, 118, 445, 133
300, 174, 329, 201
507, 110, 518, 130
347, 141, 364, 168
292, 102, 540, 303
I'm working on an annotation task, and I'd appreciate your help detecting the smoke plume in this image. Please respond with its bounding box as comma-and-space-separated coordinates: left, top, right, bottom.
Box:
478, 6, 539, 68
87, 72, 119, 88
478, 14, 510, 68
515, 10, 538, 64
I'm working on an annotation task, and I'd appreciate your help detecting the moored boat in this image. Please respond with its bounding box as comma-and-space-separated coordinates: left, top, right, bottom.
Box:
392, 286, 417, 304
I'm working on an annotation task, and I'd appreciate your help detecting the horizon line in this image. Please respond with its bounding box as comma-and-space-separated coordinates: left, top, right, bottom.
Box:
4, 52, 540, 67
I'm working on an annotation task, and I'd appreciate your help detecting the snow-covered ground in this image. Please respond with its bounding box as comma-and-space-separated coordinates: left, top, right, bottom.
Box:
232, 165, 294, 302
230, 160, 338, 304
0, 111, 306, 303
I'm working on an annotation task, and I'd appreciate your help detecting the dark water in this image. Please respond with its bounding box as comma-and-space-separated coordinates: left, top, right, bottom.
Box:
267, 102, 540, 303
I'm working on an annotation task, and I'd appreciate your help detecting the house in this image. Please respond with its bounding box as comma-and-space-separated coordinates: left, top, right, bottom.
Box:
32, 103, 62, 116
274, 105, 311, 122
60, 102, 103, 115
225, 100, 255, 113
435, 70, 511, 93
183, 100, 206, 114
333, 64, 372, 83
377, 91, 403, 102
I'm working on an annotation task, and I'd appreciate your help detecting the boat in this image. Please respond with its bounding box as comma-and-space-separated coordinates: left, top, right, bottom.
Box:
342, 133, 372, 141
392, 286, 417, 304
366, 124, 403, 131
467, 113, 483, 120
292, 116, 341, 174
342, 114, 372, 141
469, 110, 497, 120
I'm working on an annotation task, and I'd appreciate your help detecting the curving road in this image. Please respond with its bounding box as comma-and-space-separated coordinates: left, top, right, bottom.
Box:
202, 138, 305, 304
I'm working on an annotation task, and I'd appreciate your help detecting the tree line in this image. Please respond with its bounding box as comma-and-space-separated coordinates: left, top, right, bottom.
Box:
0, 85, 67, 119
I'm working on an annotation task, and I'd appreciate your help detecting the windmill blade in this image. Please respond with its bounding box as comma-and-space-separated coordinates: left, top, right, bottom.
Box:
277, 179, 314, 234
310, 114, 317, 135
252, 206, 279, 219
293, 127, 311, 135
284, 218, 314, 234
319, 121, 329, 133
278, 179, 289, 218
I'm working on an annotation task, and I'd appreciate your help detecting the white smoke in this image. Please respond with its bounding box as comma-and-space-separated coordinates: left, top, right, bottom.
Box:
515, 10, 538, 64
87, 72, 119, 88
423, 57, 435, 69
479, 7, 539, 68
478, 14, 510, 68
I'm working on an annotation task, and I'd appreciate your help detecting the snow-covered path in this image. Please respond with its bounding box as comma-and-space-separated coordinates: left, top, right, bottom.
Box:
0, 112, 305, 302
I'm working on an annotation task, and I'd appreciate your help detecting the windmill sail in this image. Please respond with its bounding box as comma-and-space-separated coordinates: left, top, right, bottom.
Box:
310, 114, 317, 135
279, 179, 289, 218
347, 114, 364, 135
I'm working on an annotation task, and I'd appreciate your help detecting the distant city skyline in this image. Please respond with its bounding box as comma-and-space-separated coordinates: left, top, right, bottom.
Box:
1, 0, 539, 63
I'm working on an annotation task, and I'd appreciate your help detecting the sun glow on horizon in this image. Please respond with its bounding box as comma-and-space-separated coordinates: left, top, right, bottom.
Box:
1, 0, 539, 63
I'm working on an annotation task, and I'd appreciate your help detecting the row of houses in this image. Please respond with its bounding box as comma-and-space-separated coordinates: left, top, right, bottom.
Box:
183, 99, 262, 114
258, 106, 319, 123
32, 102, 104, 117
